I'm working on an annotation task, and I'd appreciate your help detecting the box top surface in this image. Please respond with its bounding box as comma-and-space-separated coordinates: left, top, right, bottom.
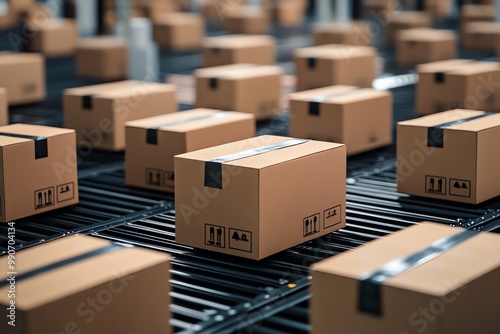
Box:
77, 36, 128, 48
176, 135, 344, 169
398, 109, 500, 132
195, 63, 282, 79
461, 4, 494, 16
416, 59, 499, 74
0, 235, 170, 309
390, 10, 431, 23
224, 5, 265, 18
313, 21, 368, 32
0, 124, 74, 147
64, 80, 175, 98
311, 222, 500, 296
397, 28, 456, 41
125, 109, 254, 132
154, 12, 202, 24
0, 52, 43, 65
288, 85, 390, 104
294, 44, 377, 59
464, 21, 500, 32
33, 18, 76, 31
203, 34, 274, 48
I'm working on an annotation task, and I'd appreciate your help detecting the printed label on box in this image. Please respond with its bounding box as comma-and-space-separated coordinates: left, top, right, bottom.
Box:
57, 182, 75, 203
229, 228, 252, 252
205, 224, 225, 248
303, 213, 320, 237
34, 187, 55, 210
324, 205, 341, 229
450, 178, 471, 198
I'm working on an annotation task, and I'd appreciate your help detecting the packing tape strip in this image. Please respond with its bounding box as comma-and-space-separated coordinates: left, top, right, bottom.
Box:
0, 132, 48, 159
427, 112, 495, 148
358, 228, 479, 316
308, 88, 362, 115
204, 138, 309, 189
146, 112, 230, 144
0, 242, 130, 288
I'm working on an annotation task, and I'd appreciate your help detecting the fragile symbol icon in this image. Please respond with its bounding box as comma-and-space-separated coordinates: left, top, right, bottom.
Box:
232, 231, 249, 242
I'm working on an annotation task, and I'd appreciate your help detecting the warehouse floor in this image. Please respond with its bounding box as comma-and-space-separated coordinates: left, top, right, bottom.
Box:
1, 13, 500, 334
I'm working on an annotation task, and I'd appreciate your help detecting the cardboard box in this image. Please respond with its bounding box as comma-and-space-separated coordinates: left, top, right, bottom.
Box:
0, 88, 7, 126
294, 44, 377, 92
416, 59, 500, 115
462, 22, 500, 50
202, 34, 275, 67
175, 135, 346, 260
312, 21, 372, 46
288, 86, 392, 155
384, 11, 432, 44
153, 13, 204, 51
76, 36, 128, 81
195, 64, 282, 120
460, 4, 494, 29
310, 222, 500, 334
222, 6, 270, 34
125, 109, 255, 192
0, 0, 34, 29
25, 19, 78, 57
0, 124, 79, 222
397, 109, 500, 204
0, 53, 45, 106
424, 0, 451, 18
63, 80, 177, 151
0, 234, 171, 334
395, 28, 456, 66
262, 0, 306, 26
198, 0, 245, 21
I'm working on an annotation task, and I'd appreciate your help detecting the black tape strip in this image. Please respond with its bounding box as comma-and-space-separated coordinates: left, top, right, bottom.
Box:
358, 228, 479, 316
427, 112, 495, 148
204, 138, 309, 189
209, 77, 218, 89
97, 0, 106, 35
309, 101, 320, 116
307, 57, 317, 69
434, 72, 445, 83
82, 95, 93, 109
0, 133, 48, 159
0, 243, 124, 288
416, 0, 425, 11
352, 0, 363, 20
146, 112, 228, 145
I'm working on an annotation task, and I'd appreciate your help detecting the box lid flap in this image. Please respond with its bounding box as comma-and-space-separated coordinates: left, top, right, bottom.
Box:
0, 52, 43, 65
195, 64, 282, 79
203, 34, 274, 48
294, 45, 377, 59
64, 81, 174, 98
398, 28, 455, 41
289, 86, 390, 104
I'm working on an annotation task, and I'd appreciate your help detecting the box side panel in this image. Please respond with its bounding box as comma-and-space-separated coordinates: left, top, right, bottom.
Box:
259, 145, 346, 259
476, 126, 500, 203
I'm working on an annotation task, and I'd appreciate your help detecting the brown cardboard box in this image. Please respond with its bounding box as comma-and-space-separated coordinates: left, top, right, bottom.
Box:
0, 53, 45, 106
384, 11, 432, 44
310, 222, 500, 334
25, 19, 78, 57
153, 13, 204, 51
202, 34, 275, 67
175, 135, 346, 260
0, 0, 35, 29
424, 0, 451, 18
462, 21, 500, 50
312, 21, 372, 46
395, 28, 456, 66
460, 4, 494, 29
63, 80, 177, 151
198, 0, 245, 21
222, 6, 270, 34
0, 88, 7, 126
195, 64, 282, 120
0, 234, 171, 334
294, 44, 377, 92
76, 36, 128, 81
0, 124, 79, 222
125, 109, 255, 192
262, 0, 306, 26
416, 59, 500, 115
288, 86, 392, 155
397, 109, 500, 204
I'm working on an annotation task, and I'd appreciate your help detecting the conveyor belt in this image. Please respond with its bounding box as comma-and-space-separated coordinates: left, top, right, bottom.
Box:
1, 15, 500, 334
